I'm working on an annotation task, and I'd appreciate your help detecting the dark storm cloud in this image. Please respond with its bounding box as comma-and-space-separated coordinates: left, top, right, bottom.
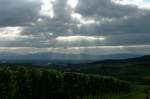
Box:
77, 13, 150, 36
76, 0, 140, 18
0, 0, 41, 27
97, 12, 150, 34
21, 0, 74, 36
53, 0, 71, 22
22, 0, 150, 35
74, 0, 150, 35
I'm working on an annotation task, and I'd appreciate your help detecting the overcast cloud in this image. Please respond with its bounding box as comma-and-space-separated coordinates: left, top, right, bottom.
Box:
0, 0, 150, 55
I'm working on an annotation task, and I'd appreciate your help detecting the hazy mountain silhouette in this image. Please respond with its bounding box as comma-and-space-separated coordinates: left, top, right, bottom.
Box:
0, 52, 141, 61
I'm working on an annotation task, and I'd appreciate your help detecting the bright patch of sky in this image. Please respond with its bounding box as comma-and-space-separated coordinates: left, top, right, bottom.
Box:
67, 0, 79, 9
56, 36, 106, 42
113, 0, 150, 9
0, 27, 25, 40
71, 13, 98, 25
40, 0, 55, 18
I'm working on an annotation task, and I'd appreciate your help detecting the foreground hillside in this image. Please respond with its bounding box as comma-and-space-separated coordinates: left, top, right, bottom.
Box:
1, 55, 150, 99
54, 55, 150, 82
0, 66, 131, 99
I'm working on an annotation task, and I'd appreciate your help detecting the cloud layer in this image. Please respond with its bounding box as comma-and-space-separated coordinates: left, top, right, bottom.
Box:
0, 0, 150, 55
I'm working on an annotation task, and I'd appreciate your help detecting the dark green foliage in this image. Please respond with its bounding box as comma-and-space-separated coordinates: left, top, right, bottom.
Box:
56, 57, 150, 82
0, 66, 131, 99
14, 68, 31, 98
0, 68, 14, 99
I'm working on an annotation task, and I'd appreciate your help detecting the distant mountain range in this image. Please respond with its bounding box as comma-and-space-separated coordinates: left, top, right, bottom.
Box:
0, 52, 142, 64
0, 52, 141, 60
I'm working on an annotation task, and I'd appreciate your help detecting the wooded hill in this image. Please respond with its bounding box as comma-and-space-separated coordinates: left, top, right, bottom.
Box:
0, 67, 131, 99
52, 55, 150, 82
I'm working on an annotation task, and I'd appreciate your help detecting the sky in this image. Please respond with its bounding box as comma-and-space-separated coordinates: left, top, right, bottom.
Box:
0, 0, 150, 55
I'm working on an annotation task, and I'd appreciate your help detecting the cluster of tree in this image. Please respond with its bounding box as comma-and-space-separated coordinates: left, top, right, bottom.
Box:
0, 67, 131, 99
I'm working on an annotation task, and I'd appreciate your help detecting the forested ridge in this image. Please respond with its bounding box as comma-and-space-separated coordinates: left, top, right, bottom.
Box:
52, 55, 150, 82
0, 66, 131, 99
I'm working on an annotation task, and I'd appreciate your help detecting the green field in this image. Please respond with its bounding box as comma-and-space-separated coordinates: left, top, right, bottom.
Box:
111, 85, 150, 99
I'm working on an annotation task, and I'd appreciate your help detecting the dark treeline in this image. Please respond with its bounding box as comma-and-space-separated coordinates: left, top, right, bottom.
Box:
0, 67, 131, 99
